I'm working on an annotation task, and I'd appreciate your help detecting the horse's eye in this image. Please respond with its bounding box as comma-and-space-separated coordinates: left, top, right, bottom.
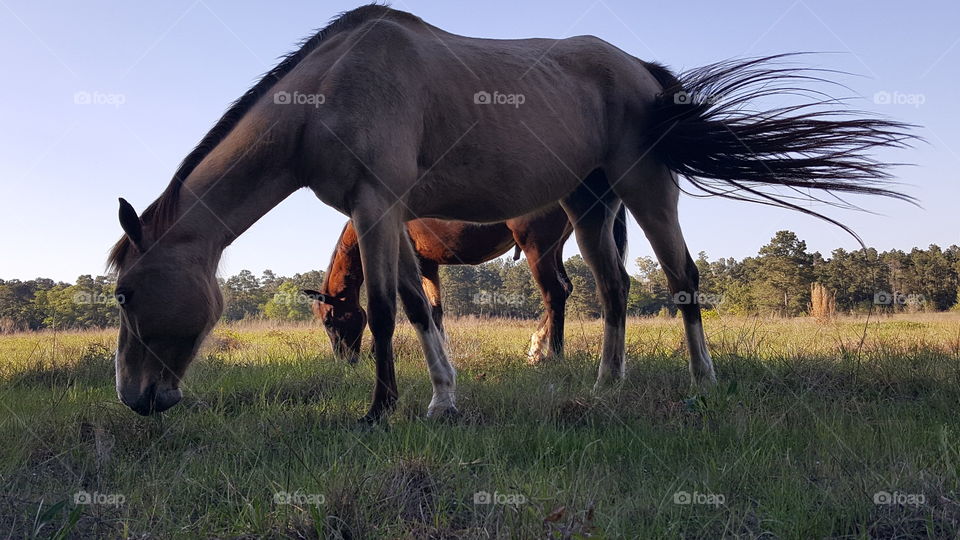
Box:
115, 289, 133, 306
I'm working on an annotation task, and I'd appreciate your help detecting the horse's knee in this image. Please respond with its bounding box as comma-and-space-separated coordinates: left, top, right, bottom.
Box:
398, 289, 433, 331
366, 294, 396, 337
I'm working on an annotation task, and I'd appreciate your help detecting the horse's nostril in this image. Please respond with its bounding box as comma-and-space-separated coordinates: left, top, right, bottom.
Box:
120, 384, 182, 415
128, 398, 153, 416
153, 388, 183, 413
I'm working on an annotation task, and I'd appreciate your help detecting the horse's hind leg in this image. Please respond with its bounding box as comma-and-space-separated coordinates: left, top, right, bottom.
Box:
613, 161, 717, 387
418, 258, 446, 340
561, 186, 629, 387
514, 218, 572, 363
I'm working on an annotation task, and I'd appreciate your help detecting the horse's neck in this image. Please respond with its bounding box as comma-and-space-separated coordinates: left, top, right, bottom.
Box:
171, 133, 302, 261
321, 225, 364, 307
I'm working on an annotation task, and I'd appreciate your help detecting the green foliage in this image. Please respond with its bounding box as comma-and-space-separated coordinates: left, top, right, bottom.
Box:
564, 255, 600, 319
262, 281, 313, 322
750, 231, 815, 316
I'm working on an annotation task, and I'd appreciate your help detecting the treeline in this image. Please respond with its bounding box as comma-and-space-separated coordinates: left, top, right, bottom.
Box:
441, 231, 959, 318
0, 269, 326, 332
1, 231, 957, 332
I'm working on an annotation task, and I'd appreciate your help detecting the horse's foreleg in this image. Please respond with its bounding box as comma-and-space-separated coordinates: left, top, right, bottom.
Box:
400, 239, 457, 417
353, 208, 401, 422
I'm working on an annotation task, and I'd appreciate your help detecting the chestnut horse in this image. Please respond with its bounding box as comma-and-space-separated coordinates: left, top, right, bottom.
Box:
304, 206, 626, 365
109, 6, 913, 420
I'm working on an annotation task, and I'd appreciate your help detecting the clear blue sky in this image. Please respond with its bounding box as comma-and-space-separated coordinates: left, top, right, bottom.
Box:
0, 0, 957, 282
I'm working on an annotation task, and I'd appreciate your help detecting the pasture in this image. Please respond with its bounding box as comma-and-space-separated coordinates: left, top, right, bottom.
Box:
2, 314, 959, 538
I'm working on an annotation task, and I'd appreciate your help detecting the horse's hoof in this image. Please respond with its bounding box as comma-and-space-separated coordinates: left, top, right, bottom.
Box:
694, 373, 718, 388
592, 373, 625, 394
426, 406, 460, 422
356, 415, 390, 431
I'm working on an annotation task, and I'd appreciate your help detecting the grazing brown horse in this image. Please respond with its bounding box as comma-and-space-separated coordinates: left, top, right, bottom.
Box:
109, 5, 913, 420
304, 205, 625, 365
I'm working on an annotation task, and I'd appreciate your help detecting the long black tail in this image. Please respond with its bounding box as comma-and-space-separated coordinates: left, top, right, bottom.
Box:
642, 54, 918, 243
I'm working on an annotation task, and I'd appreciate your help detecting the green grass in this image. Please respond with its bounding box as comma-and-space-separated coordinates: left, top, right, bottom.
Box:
2, 314, 959, 538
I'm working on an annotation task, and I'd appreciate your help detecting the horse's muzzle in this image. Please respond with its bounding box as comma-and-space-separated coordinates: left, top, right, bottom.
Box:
119, 384, 183, 415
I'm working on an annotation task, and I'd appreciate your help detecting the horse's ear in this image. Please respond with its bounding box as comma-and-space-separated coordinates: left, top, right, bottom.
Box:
302, 289, 330, 304
118, 198, 145, 252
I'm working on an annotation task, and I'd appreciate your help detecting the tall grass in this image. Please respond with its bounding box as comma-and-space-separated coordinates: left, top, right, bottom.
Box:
1, 314, 959, 538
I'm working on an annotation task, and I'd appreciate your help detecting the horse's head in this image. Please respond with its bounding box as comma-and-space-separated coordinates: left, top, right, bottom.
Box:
111, 198, 223, 415
303, 289, 366, 364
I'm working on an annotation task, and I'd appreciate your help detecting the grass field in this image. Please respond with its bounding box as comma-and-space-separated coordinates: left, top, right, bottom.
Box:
2, 313, 959, 538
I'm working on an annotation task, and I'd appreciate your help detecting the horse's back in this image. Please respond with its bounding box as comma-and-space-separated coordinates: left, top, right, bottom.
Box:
287, 9, 665, 220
